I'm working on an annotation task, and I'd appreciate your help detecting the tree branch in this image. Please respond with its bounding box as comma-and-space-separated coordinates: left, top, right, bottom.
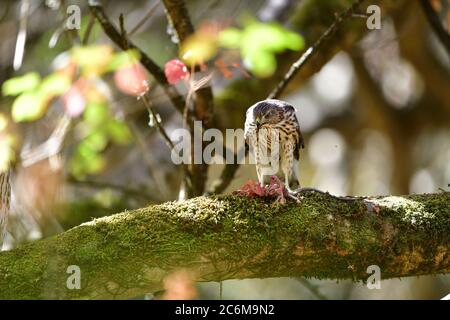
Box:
268, 0, 364, 99
0, 170, 11, 246
140, 94, 193, 185
128, 1, 161, 37
87, 0, 185, 114
161, 0, 194, 42
420, 0, 450, 56
1, 192, 449, 299
161, 0, 215, 196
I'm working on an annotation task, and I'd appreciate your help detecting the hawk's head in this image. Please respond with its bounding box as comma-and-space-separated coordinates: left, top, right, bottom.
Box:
251, 99, 294, 129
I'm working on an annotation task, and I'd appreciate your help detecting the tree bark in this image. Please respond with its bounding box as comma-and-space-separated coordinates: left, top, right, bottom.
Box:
161, 0, 215, 197
0, 171, 11, 247
0, 191, 449, 299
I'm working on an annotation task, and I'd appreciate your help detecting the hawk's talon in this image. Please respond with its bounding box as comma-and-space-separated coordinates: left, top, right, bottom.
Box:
244, 99, 304, 204
286, 192, 301, 203
235, 176, 303, 204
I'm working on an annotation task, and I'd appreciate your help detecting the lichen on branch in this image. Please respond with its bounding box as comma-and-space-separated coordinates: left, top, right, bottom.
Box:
0, 191, 449, 299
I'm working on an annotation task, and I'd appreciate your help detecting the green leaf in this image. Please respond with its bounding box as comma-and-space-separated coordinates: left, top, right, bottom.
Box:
107, 120, 132, 144
70, 145, 105, 178
244, 24, 282, 51
180, 34, 217, 65
72, 45, 113, 75
284, 32, 305, 51
11, 91, 48, 122
106, 49, 141, 72
2, 72, 41, 96
218, 28, 242, 48
84, 153, 105, 173
246, 50, 276, 78
218, 21, 304, 78
83, 102, 109, 127
40, 73, 71, 96
83, 131, 108, 152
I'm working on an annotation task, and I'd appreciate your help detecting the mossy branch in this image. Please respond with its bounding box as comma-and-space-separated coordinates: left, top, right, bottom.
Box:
0, 192, 449, 299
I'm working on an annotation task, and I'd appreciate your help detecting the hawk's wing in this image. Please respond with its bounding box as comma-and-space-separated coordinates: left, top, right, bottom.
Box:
293, 114, 304, 160
283, 104, 304, 161
244, 106, 255, 156
244, 105, 256, 144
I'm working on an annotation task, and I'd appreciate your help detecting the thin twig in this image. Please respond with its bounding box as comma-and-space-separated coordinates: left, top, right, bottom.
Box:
111, 10, 193, 196
161, 0, 214, 126
48, 25, 65, 48
420, 0, 450, 56
60, 0, 80, 44
88, 0, 185, 114
128, 1, 161, 36
13, 0, 30, 71
82, 14, 96, 45
126, 121, 170, 199
140, 94, 193, 182
269, 0, 365, 99
118, 13, 128, 48
141, 95, 175, 150
161, 0, 215, 197
68, 177, 153, 200
296, 278, 328, 300
21, 116, 72, 168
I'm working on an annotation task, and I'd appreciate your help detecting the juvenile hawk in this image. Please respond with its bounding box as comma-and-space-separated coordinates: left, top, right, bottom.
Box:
244, 99, 304, 192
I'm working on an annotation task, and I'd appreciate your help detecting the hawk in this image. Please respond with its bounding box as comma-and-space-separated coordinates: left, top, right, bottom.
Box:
244, 99, 304, 192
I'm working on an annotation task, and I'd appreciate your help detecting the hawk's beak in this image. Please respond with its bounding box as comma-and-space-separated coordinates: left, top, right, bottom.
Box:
256, 118, 261, 129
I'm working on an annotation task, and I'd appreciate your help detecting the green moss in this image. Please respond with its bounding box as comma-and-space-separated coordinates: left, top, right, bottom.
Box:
1, 192, 449, 299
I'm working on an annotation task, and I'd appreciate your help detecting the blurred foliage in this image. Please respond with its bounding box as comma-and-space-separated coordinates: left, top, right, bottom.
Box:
70, 101, 132, 178
59, 191, 131, 230
180, 26, 218, 65
2, 72, 41, 96
218, 20, 304, 77
0, 46, 139, 177
178, 19, 304, 77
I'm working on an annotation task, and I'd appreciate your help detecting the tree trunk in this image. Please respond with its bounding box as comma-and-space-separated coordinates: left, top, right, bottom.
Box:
0, 171, 11, 247
0, 191, 449, 299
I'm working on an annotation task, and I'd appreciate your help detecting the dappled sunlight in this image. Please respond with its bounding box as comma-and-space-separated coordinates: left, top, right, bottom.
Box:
0, 0, 448, 302
369, 196, 436, 226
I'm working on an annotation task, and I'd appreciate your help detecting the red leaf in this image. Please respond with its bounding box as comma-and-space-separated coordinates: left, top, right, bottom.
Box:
214, 59, 233, 79
164, 59, 189, 85
114, 63, 149, 96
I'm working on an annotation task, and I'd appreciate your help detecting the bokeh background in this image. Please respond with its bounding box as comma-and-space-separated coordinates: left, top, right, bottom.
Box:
0, 0, 449, 299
